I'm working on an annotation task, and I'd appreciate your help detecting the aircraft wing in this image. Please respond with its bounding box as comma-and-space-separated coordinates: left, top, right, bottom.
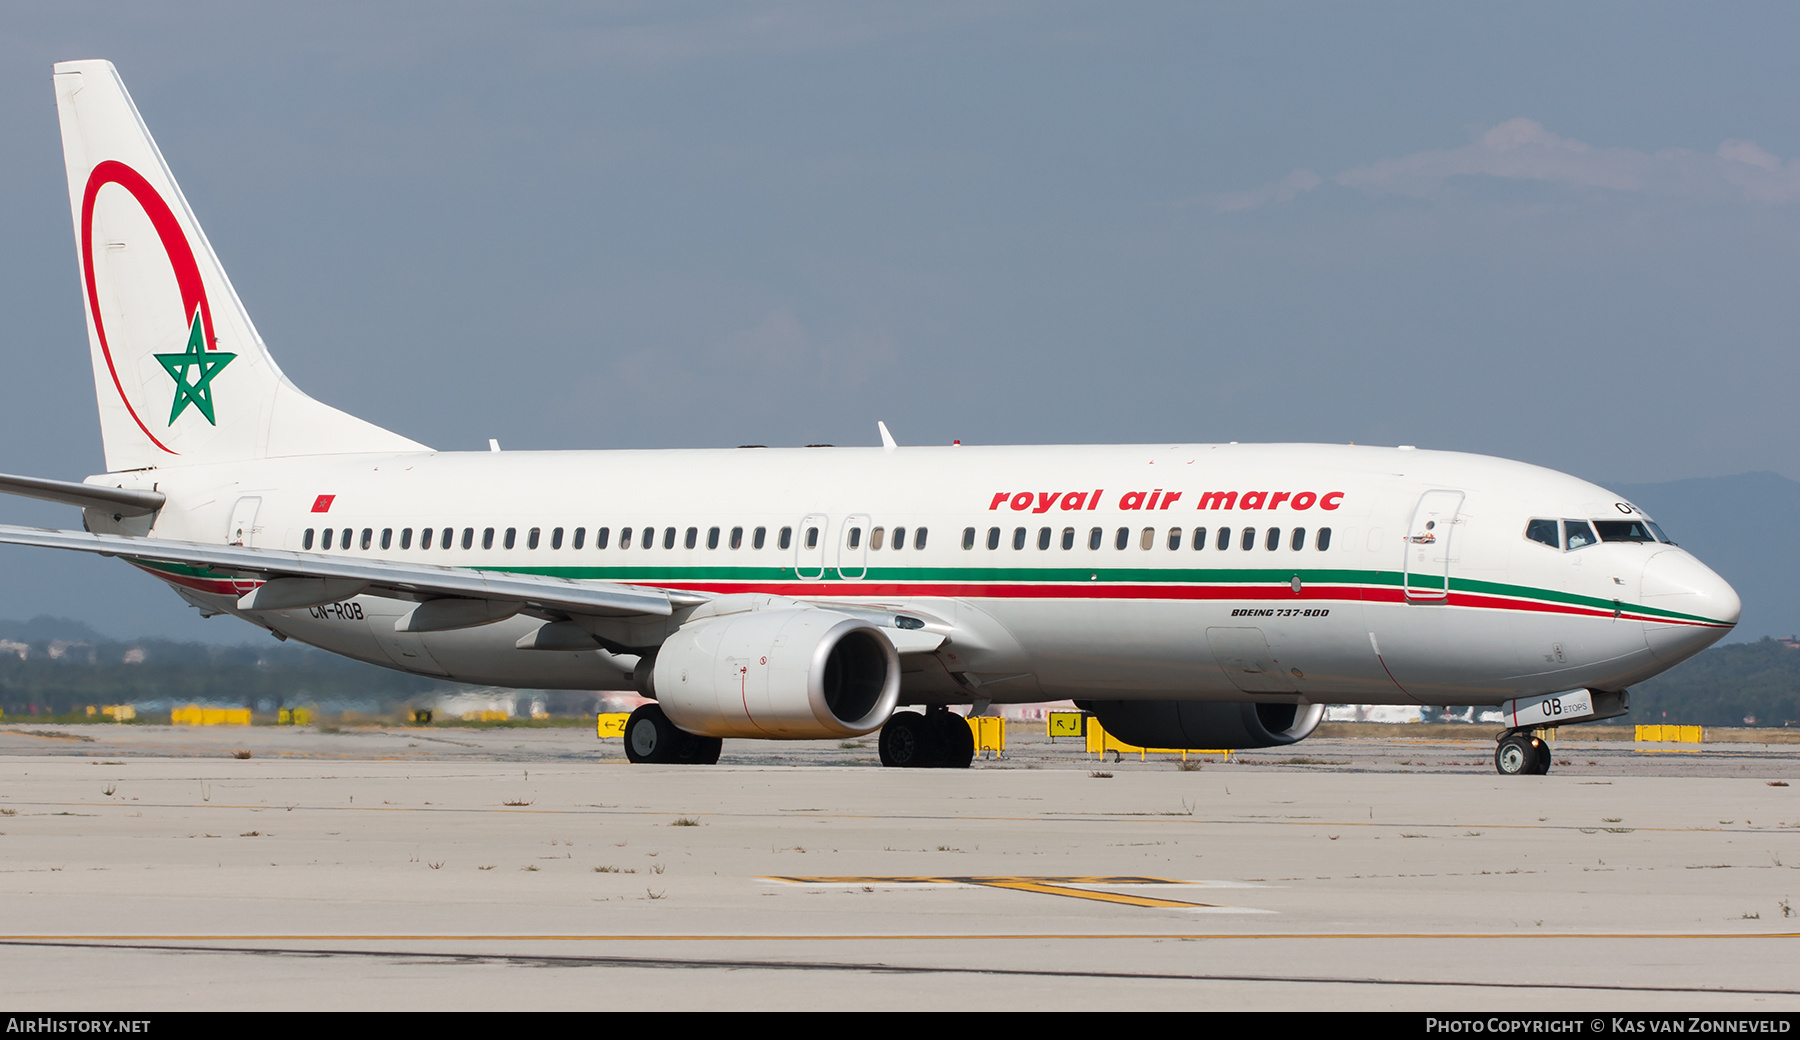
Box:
0, 523, 702, 620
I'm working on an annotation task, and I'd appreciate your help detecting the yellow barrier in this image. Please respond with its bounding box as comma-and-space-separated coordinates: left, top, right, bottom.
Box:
596, 712, 629, 738
1084, 717, 1228, 761
277, 708, 315, 726
101, 704, 136, 721
1635, 724, 1703, 743
967, 715, 1006, 757
171, 705, 250, 726
1047, 711, 1084, 739
461, 710, 510, 722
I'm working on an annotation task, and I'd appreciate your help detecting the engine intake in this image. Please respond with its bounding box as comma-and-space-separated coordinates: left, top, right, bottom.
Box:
652, 607, 900, 739
1078, 700, 1326, 750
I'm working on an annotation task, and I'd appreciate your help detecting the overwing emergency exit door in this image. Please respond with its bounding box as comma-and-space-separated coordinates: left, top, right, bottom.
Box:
1403, 490, 1464, 602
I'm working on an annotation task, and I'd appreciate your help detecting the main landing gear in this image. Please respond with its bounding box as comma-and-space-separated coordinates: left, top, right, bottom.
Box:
1494, 731, 1551, 776
878, 708, 975, 769
624, 703, 722, 765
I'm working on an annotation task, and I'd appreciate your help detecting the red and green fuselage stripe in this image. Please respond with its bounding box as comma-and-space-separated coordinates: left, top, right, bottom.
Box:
128, 559, 1733, 630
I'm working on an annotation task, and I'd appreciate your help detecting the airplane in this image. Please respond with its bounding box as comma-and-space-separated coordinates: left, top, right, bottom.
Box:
0, 60, 1741, 776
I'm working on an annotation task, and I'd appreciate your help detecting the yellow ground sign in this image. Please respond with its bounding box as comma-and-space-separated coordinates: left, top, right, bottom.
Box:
596, 712, 629, 738
171, 705, 250, 726
1635, 724, 1703, 743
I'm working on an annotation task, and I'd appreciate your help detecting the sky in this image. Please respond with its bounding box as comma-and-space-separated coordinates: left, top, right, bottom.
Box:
1, 2, 1798, 641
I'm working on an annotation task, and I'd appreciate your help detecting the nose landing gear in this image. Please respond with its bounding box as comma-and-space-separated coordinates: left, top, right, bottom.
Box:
1495, 731, 1550, 775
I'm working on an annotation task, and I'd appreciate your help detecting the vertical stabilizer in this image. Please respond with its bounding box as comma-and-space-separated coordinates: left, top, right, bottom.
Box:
53, 60, 427, 472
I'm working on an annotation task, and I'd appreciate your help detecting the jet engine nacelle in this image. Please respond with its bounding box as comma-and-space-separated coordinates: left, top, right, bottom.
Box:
1078, 700, 1326, 750
652, 606, 900, 739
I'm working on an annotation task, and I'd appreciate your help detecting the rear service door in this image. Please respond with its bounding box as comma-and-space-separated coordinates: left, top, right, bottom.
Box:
1403, 490, 1465, 602
227, 496, 262, 546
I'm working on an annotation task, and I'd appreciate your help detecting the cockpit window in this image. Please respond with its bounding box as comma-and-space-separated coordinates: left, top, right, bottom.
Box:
1563, 520, 1597, 551
1525, 518, 1559, 548
1647, 521, 1674, 545
1594, 520, 1657, 543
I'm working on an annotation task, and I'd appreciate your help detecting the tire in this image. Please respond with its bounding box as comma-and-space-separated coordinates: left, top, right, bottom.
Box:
683, 736, 723, 765
624, 703, 715, 765
1495, 733, 1539, 776
879, 711, 934, 767
936, 711, 975, 769
1530, 738, 1552, 775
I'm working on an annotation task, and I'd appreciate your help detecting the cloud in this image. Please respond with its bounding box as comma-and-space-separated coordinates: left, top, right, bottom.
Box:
1216, 118, 1800, 211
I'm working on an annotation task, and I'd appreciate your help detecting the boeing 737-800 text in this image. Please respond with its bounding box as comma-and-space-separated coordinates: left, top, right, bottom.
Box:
0, 61, 1742, 774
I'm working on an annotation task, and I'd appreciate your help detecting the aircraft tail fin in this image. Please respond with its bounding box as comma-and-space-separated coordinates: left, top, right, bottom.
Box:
52, 60, 427, 472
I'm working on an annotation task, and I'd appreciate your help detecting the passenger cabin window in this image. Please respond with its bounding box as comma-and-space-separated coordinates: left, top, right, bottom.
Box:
482, 528, 495, 550
642, 527, 655, 549
1088, 527, 1102, 550
1013, 527, 1027, 550
400, 528, 413, 550
1290, 527, 1305, 551
421, 528, 433, 550
1216, 527, 1232, 551
777, 527, 789, 550
620, 527, 633, 549
846, 527, 861, 550
987, 527, 1001, 550
1167, 527, 1181, 551
664, 527, 677, 549
361, 528, 373, 550
461, 528, 474, 550
894, 527, 907, 550
1316, 528, 1332, 551
1240, 528, 1256, 551
303, 529, 315, 550
707, 526, 720, 549
1594, 520, 1657, 543
1115, 527, 1129, 550
504, 527, 517, 549
1525, 518, 1559, 548
528, 528, 541, 550
573, 527, 586, 549
550, 527, 562, 550
1038, 527, 1052, 550
1265, 527, 1279, 551
685, 527, 698, 550
870, 527, 885, 550
1062, 527, 1075, 550
962, 527, 976, 550
915, 528, 927, 549
1192, 527, 1207, 550
380, 529, 392, 550
755, 527, 768, 550
1564, 520, 1597, 551
730, 527, 743, 549
804, 527, 819, 550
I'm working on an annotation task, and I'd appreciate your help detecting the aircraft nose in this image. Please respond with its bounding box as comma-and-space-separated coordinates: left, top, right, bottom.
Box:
1639, 550, 1740, 666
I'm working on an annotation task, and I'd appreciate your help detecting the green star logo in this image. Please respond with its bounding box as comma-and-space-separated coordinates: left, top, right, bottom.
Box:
154, 309, 235, 426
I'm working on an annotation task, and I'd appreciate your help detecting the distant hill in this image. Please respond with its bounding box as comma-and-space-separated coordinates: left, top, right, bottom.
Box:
1610, 471, 1800, 643
1620, 637, 1800, 728
0, 615, 112, 645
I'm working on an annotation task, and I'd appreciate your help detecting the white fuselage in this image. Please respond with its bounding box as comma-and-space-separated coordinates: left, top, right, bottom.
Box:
96, 441, 1740, 707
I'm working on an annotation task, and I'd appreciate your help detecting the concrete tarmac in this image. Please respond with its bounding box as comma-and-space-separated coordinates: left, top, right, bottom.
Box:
1, 723, 1797, 1011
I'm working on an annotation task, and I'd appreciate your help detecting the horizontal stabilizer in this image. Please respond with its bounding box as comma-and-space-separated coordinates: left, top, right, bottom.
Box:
0, 472, 164, 516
